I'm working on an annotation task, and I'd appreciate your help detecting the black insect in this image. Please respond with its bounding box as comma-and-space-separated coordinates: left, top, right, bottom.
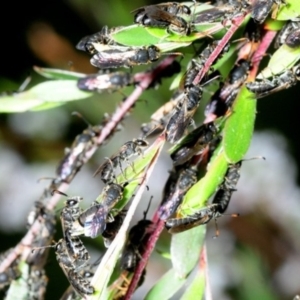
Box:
102, 210, 127, 247
26, 202, 56, 266
146, 60, 181, 89
0, 249, 21, 290
76, 26, 118, 54
53, 124, 102, 187
237, 18, 262, 61
27, 268, 48, 300
90, 45, 162, 69
77, 71, 134, 93
132, 3, 191, 35
165, 161, 243, 233
165, 204, 218, 233
55, 239, 94, 297
60, 269, 94, 300
275, 21, 300, 48
140, 90, 183, 137
246, 64, 300, 98
205, 59, 251, 119
193, 7, 226, 24
94, 138, 149, 184
166, 86, 202, 143
159, 166, 198, 220
170, 122, 218, 166
75, 182, 128, 238
120, 200, 153, 272
251, 0, 283, 24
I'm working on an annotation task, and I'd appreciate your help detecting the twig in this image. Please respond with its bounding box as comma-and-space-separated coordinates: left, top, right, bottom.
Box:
193, 14, 249, 86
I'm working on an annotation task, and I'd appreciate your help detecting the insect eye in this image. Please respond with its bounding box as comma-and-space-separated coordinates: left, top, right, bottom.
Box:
295, 66, 300, 80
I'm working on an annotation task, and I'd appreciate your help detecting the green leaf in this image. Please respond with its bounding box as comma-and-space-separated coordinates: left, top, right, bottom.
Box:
0, 94, 45, 113
0, 80, 92, 113
145, 269, 186, 300
29, 80, 92, 102
276, 0, 300, 20
33, 66, 85, 80
171, 226, 206, 278
223, 87, 256, 163
111, 25, 161, 46
5, 261, 30, 300
180, 268, 205, 300
180, 152, 228, 215
258, 44, 300, 78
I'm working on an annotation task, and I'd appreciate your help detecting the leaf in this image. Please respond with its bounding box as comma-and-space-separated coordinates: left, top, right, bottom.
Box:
5, 261, 30, 300
0, 80, 92, 113
276, 0, 300, 20
33, 66, 85, 80
223, 87, 256, 163
144, 269, 186, 300
258, 44, 300, 78
29, 80, 92, 102
180, 268, 205, 300
180, 152, 228, 215
111, 25, 161, 46
171, 226, 206, 278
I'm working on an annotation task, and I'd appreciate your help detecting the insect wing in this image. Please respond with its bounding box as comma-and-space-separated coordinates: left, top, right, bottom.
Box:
77, 74, 114, 91
84, 205, 109, 238
90, 49, 135, 69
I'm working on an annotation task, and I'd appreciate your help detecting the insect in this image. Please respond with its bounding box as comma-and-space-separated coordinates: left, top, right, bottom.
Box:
193, 7, 226, 24
159, 166, 198, 220
170, 122, 218, 166
0, 249, 21, 290
77, 71, 134, 93
60, 269, 94, 300
166, 161, 243, 233
146, 60, 181, 90
76, 26, 118, 54
275, 21, 300, 48
90, 45, 163, 69
27, 268, 48, 300
246, 64, 300, 98
251, 0, 283, 24
166, 86, 203, 143
132, 3, 191, 35
237, 18, 262, 61
55, 239, 94, 297
140, 90, 183, 137
57, 192, 90, 267
120, 199, 153, 272
165, 204, 218, 233
94, 138, 149, 184
74, 181, 129, 238
205, 58, 251, 119
53, 123, 102, 187
102, 210, 127, 247
26, 202, 56, 266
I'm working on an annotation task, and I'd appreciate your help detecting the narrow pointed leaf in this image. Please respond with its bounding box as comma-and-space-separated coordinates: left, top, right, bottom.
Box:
258, 44, 300, 78
171, 226, 206, 278
180, 269, 205, 300
145, 269, 186, 300
223, 87, 256, 163
180, 152, 228, 215
33, 66, 85, 80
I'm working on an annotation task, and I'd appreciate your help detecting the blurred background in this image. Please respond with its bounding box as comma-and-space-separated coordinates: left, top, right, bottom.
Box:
0, 0, 300, 299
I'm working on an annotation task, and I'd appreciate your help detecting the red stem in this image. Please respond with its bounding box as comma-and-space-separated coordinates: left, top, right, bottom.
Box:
193, 14, 248, 86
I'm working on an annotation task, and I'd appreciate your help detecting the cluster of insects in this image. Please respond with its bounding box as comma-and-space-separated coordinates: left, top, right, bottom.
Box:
1, 0, 300, 299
